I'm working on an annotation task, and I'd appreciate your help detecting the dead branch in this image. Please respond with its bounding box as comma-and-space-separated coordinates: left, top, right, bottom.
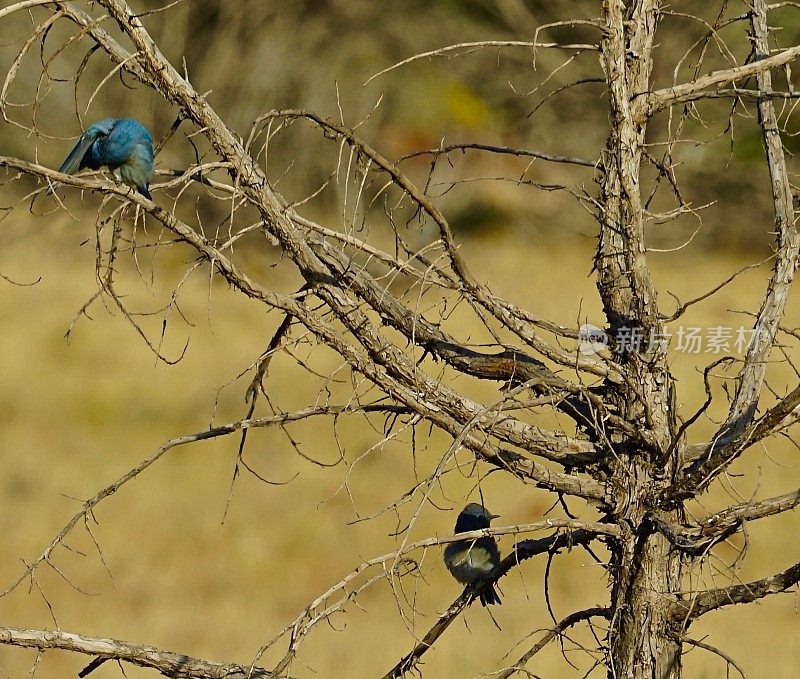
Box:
670, 559, 800, 621
495, 607, 610, 679
679, 637, 747, 679
364, 38, 600, 86
655, 488, 800, 553
0, 405, 417, 597
399, 142, 599, 169
636, 43, 800, 120
681, 0, 800, 493
0, 626, 275, 679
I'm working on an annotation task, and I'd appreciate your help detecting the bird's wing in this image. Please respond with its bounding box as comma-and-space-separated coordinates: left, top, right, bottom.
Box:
57, 131, 99, 175
57, 119, 118, 174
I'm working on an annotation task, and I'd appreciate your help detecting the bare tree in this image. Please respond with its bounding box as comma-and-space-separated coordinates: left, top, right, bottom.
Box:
1, 1, 800, 677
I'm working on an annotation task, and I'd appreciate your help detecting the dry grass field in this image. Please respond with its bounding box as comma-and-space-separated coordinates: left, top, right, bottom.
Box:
1, 212, 799, 678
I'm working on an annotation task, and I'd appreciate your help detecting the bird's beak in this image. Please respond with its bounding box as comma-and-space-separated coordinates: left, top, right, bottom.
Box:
489, 512, 500, 520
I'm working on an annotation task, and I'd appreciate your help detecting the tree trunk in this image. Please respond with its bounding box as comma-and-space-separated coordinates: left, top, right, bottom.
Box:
608, 519, 684, 678
598, 2, 685, 676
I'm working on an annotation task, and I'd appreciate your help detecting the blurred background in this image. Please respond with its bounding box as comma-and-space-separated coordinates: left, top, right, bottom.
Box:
1, 1, 799, 677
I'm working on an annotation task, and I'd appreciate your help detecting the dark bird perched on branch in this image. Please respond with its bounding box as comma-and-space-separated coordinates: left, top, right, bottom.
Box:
52, 118, 154, 199
443, 502, 502, 606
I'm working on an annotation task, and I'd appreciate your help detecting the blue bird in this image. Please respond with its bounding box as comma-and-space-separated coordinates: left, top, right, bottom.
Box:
443, 503, 502, 606
54, 118, 154, 199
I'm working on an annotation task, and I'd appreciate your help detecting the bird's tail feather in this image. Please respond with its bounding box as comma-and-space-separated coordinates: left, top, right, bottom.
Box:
480, 584, 501, 606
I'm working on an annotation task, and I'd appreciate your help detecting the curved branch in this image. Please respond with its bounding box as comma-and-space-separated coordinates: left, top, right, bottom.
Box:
0, 627, 273, 679
495, 607, 610, 679
680, 637, 747, 679
364, 39, 600, 86
0, 0, 57, 21
708, 488, 800, 525
399, 141, 599, 169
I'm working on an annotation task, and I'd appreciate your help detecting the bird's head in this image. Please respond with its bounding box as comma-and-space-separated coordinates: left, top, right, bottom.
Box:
455, 502, 500, 531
